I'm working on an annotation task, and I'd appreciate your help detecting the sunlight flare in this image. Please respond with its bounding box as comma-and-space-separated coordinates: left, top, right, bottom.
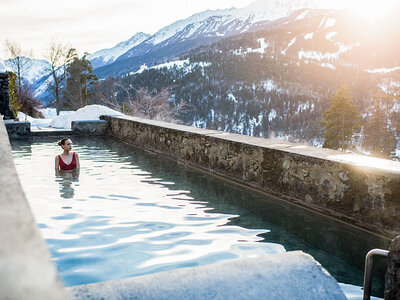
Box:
334, 0, 399, 20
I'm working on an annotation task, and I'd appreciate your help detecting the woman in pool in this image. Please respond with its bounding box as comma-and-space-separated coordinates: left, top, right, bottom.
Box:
55, 138, 80, 171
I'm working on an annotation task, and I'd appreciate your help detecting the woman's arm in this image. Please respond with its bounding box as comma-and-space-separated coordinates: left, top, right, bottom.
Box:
55, 156, 59, 169
75, 153, 80, 169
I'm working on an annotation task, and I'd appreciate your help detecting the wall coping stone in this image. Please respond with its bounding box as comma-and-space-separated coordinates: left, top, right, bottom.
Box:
68, 251, 346, 300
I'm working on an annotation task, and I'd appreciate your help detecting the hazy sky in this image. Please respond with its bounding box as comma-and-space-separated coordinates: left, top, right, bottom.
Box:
1, 0, 255, 59
2, 0, 399, 59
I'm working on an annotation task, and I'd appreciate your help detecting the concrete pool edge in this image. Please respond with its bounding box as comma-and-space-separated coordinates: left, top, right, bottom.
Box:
102, 115, 400, 239
0, 117, 68, 299
68, 251, 347, 300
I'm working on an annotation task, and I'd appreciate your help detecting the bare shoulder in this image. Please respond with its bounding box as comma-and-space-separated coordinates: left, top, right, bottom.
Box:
75, 152, 79, 157
55, 155, 59, 161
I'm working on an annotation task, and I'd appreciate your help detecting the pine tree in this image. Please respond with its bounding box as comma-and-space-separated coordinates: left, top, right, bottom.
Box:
62, 54, 98, 110
363, 93, 396, 158
321, 87, 361, 150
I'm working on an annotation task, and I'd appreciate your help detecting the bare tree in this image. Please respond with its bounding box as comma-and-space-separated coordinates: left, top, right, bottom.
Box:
44, 41, 77, 114
123, 87, 186, 122
18, 82, 43, 118
4, 40, 32, 94
92, 78, 121, 110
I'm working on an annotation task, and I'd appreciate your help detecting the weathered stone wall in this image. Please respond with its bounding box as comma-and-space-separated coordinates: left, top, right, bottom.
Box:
72, 120, 108, 135
4, 120, 30, 138
0, 72, 13, 119
385, 236, 400, 299
102, 115, 400, 238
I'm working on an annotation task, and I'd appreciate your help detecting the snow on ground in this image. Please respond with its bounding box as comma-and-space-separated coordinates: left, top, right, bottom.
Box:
39, 108, 58, 119
151, 59, 189, 70
295, 10, 309, 21
324, 18, 336, 29
0, 60, 7, 72
245, 38, 269, 54
262, 79, 277, 92
51, 105, 123, 129
304, 33, 314, 40
17, 111, 53, 127
17, 105, 124, 129
281, 37, 296, 55
318, 17, 326, 28
339, 283, 382, 300
325, 32, 337, 41
298, 41, 356, 62
366, 66, 400, 73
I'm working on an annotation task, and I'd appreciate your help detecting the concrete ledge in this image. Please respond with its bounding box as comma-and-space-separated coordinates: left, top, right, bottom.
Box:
102, 115, 400, 238
72, 120, 108, 135
4, 120, 30, 138
68, 251, 346, 300
0, 119, 68, 299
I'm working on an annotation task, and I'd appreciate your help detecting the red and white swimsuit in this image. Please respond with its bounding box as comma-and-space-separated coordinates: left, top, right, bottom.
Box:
58, 152, 77, 170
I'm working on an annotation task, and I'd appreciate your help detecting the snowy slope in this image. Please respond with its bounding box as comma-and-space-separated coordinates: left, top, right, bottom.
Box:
96, 0, 327, 77
88, 32, 150, 68
142, 0, 321, 46
4, 57, 51, 84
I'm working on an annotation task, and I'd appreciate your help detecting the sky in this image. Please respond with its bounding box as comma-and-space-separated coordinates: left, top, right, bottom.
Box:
1, 0, 254, 59
1, 0, 399, 60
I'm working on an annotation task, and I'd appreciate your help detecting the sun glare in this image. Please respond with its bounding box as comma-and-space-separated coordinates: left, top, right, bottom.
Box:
340, 0, 399, 20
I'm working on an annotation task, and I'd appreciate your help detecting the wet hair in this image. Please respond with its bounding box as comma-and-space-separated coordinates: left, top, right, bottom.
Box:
58, 138, 70, 146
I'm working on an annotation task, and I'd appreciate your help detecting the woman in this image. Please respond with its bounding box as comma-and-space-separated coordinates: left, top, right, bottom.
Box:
55, 138, 80, 170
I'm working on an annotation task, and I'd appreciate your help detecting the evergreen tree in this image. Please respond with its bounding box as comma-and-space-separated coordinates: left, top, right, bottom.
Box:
62, 54, 98, 110
363, 93, 396, 158
321, 87, 361, 150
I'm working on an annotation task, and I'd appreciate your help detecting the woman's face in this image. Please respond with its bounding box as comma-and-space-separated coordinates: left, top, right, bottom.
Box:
62, 139, 73, 151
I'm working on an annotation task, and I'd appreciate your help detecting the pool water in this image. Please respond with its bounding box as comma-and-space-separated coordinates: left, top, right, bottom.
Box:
11, 136, 389, 296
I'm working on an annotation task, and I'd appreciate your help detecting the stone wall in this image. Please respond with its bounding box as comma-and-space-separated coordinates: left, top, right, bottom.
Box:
0, 72, 13, 119
4, 120, 30, 138
72, 120, 108, 135
102, 115, 400, 238
385, 236, 400, 299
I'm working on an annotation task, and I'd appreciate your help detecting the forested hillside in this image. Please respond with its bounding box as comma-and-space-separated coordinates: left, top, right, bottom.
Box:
92, 8, 400, 146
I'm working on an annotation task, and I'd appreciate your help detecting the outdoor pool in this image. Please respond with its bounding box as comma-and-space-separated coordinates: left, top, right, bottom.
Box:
10, 136, 389, 297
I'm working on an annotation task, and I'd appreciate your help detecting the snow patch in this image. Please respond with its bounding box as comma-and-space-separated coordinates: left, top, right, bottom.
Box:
324, 18, 336, 28
268, 109, 277, 121
320, 63, 336, 70
295, 10, 309, 21
281, 37, 296, 55
246, 38, 269, 54
227, 93, 237, 103
50, 105, 123, 129
325, 32, 337, 41
366, 66, 400, 73
318, 17, 326, 28
0, 60, 7, 73
151, 59, 189, 70
263, 80, 277, 91
304, 33, 314, 40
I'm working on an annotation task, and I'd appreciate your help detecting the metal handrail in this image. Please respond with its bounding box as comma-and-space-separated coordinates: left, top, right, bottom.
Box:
363, 248, 389, 300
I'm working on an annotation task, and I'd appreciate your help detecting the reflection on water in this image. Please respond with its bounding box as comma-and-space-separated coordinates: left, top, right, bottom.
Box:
10, 136, 389, 297
55, 169, 80, 199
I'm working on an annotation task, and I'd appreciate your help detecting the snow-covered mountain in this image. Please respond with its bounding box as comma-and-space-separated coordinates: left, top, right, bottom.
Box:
95, 0, 324, 77
88, 32, 150, 69
4, 57, 51, 85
